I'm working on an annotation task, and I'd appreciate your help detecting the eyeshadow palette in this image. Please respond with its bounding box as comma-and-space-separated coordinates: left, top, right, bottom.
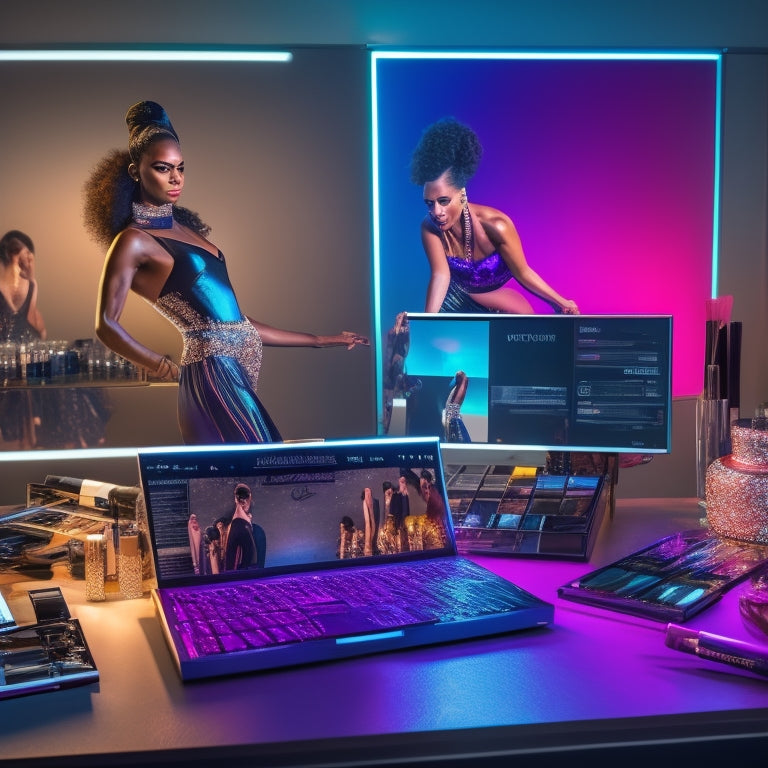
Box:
558, 529, 768, 621
445, 465, 610, 560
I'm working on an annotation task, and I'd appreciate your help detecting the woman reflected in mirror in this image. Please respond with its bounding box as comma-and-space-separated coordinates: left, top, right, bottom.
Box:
0, 231, 46, 344
409, 117, 579, 315
0, 231, 111, 449
0, 231, 45, 448
83, 101, 368, 445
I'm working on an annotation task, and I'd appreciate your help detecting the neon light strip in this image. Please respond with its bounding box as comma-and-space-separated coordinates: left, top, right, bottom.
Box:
0, 50, 292, 62
371, 51, 721, 61
711, 55, 723, 297
0, 447, 140, 462
370, 55, 384, 431
336, 630, 404, 644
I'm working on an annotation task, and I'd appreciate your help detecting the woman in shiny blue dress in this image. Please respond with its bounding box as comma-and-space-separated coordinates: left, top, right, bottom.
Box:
84, 101, 368, 444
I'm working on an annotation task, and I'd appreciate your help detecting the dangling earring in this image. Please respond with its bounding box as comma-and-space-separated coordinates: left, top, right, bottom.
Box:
461, 189, 473, 261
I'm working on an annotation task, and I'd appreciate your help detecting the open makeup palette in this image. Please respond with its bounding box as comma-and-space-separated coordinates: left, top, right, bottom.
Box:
445, 464, 611, 560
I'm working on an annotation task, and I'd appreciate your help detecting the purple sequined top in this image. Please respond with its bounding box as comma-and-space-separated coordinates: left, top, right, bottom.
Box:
446, 252, 512, 294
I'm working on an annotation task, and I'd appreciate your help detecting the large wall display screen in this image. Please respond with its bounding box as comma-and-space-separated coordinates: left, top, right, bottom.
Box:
371, 51, 720, 422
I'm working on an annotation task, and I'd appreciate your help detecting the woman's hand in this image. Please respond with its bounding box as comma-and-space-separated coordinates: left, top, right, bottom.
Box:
333, 331, 370, 350
18, 251, 35, 282
152, 355, 180, 381
558, 300, 579, 315
248, 318, 368, 349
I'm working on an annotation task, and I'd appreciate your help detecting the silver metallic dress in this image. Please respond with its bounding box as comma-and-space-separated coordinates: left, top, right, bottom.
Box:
148, 235, 282, 444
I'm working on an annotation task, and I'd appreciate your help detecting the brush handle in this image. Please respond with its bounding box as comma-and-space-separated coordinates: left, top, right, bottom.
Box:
728, 321, 742, 414
716, 324, 729, 399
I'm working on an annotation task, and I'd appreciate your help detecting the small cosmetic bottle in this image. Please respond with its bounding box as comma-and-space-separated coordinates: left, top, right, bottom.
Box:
118, 528, 144, 600
85, 533, 106, 602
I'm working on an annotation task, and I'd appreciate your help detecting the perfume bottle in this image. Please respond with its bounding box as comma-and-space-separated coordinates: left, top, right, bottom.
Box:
696, 364, 731, 501
85, 533, 106, 602
118, 527, 144, 600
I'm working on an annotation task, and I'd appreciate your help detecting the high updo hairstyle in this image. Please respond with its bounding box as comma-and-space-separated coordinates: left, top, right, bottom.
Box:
409, 117, 483, 189
83, 100, 210, 247
125, 100, 179, 165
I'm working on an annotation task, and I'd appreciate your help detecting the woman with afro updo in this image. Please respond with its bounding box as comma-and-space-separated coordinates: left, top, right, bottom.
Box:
410, 117, 578, 315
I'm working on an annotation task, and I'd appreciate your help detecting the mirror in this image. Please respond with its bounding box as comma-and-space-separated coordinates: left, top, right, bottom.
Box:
0, 47, 374, 451
371, 51, 721, 427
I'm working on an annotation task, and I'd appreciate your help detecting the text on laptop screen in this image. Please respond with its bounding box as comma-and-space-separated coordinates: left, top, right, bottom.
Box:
139, 438, 454, 586
387, 314, 672, 454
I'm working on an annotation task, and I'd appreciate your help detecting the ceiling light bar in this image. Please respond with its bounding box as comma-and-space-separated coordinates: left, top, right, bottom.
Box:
371, 50, 720, 62
0, 50, 292, 63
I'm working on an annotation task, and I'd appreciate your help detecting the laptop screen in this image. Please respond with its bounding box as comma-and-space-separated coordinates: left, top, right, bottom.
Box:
138, 437, 456, 587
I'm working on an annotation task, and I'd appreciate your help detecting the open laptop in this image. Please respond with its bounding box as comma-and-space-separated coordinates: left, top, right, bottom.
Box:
137, 436, 554, 681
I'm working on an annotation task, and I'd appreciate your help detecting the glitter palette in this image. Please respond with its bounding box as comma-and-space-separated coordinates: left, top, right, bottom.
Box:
558, 528, 768, 622
445, 464, 610, 560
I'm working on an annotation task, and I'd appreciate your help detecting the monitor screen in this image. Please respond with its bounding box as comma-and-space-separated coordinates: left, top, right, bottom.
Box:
386, 313, 672, 455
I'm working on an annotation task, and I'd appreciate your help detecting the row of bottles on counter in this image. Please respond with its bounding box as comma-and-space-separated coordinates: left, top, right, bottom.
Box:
0, 338, 145, 386
26, 475, 153, 601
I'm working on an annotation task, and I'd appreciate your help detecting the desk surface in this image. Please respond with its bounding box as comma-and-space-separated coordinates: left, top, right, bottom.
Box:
2, 498, 767, 766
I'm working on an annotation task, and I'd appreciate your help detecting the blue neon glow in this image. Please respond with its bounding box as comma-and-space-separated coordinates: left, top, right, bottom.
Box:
711, 55, 723, 297
0, 50, 292, 63
0, 447, 141, 462
371, 50, 720, 62
336, 630, 405, 645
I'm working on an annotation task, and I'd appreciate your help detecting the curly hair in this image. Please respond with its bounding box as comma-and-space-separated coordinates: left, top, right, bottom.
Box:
82, 101, 210, 248
409, 117, 483, 189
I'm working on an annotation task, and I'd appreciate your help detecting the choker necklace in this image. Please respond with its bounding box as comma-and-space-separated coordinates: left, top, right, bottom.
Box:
132, 201, 173, 229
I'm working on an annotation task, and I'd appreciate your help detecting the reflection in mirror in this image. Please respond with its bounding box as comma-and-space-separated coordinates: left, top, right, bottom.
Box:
0, 47, 372, 453
372, 51, 721, 425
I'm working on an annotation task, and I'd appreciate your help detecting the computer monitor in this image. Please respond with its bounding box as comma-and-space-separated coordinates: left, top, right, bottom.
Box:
386, 313, 672, 456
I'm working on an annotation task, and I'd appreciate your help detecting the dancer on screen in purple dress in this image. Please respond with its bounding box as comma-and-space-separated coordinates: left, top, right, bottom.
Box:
409, 117, 579, 315
83, 101, 368, 444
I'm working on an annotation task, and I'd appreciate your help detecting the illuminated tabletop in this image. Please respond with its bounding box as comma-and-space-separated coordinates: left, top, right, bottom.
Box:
1, 498, 767, 766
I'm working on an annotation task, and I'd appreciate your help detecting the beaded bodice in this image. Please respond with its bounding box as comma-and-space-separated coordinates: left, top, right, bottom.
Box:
147, 235, 263, 386
439, 209, 512, 294
445, 252, 512, 294
0, 284, 40, 343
